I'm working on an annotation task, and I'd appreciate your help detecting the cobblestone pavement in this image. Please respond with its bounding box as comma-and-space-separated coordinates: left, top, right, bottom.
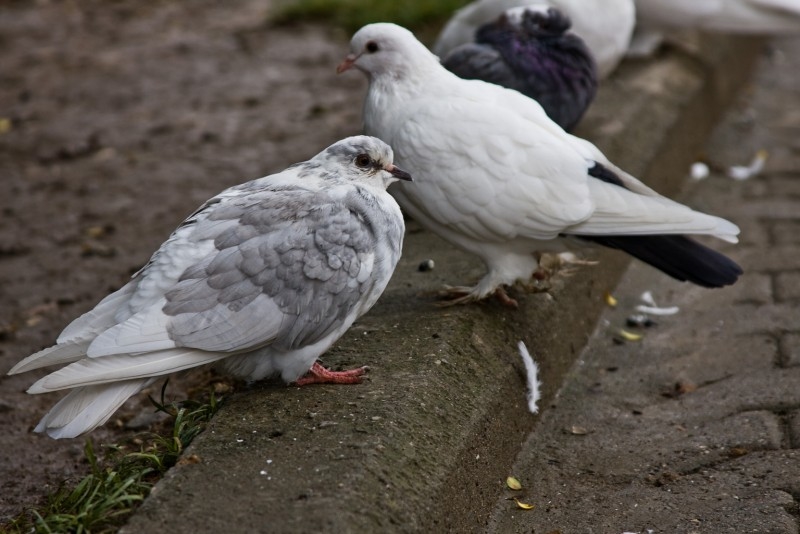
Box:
487, 37, 800, 534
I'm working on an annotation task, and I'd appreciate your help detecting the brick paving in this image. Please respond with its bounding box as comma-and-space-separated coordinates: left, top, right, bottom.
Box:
487, 38, 800, 533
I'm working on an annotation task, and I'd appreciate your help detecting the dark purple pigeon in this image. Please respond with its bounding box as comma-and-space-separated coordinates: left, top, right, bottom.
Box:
442, 7, 598, 132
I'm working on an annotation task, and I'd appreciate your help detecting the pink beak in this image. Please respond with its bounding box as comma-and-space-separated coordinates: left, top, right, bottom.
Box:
337, 53, 359, 74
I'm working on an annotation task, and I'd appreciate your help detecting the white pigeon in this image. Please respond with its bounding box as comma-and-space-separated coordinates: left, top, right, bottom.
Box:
433, 0, 636, 79
8, 136, 411, 439
631, 0, 800, 55
338, 23, 742, 306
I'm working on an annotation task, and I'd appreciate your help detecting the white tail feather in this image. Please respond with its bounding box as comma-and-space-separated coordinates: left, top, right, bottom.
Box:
35, 379, 154, 439
8, 342, 89, 375
575, 179, 741, 242
27, 349, 228, 393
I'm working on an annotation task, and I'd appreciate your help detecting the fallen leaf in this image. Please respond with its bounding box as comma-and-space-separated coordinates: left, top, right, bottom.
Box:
727, 447, 749, 458
513, 498, 535, 510
604, 292, 617, 307
177, 454, 202, 465
617, 329, 643, 342
506, 476, 522, 491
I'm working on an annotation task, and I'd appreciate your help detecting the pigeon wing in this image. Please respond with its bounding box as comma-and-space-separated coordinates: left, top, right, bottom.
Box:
387, 85, 595, 242
40, 187, 380, 389
443, 43, 519, 90
162, 187, 378, 353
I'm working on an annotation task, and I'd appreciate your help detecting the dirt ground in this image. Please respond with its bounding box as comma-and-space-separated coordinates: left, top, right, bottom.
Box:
0, 0, 366, 523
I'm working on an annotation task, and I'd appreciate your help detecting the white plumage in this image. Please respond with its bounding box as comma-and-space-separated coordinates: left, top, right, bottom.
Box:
635, 0, 800, 33
339, 23, 741, 305
433, 0, 637, 78
631, 0, 800, 55
8, 136, 411, 438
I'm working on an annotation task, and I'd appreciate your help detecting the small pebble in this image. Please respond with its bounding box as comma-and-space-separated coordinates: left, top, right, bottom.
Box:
690, 162, 709, 180
417, 259, 435, 272
626, 314, 656, 328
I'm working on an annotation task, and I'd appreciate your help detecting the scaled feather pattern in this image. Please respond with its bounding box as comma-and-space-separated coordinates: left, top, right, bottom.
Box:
339, 23, 742, 305
8, 136, 411, 438
433, 0, 636, 79
442, 7, 598, 131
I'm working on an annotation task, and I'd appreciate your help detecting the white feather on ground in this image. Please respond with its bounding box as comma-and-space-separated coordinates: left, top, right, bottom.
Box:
517, 341, 541, 414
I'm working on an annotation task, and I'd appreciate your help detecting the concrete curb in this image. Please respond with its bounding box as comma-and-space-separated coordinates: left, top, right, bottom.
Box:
121, 34, 763, 533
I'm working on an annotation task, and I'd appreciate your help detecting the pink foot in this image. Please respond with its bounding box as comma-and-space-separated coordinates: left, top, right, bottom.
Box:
493, 286, 519, 309
293, 361, 368, 386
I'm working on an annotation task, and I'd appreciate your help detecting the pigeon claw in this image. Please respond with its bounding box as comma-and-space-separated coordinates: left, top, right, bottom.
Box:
493, 286, 519, 309
294, 361, 368, 386
435, 285, 518, 309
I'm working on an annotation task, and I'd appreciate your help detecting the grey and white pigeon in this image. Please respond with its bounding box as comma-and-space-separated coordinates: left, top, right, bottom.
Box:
442, 6, 597, 131
630, 0, 800, 55
8, 135, 411, 439
433, 0, 636, 79
338, 23, 742, 306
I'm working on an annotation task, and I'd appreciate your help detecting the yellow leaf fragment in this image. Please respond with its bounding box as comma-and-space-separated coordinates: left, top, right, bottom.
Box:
513, 498, 535, 510
617, 329, 643, 341
0, 118, 10, 134
604, 292, 617, 307
506, 476, 522, 491
85, 225, 106, 239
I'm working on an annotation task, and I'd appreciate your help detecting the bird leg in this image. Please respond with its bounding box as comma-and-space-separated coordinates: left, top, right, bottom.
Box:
492, 286, 519, 309
294, 361, 368, 386
535, 252, 598, 280
435, 285, 518, 308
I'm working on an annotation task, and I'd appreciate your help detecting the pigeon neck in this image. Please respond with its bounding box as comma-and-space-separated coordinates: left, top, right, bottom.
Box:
368, 59, 442, 99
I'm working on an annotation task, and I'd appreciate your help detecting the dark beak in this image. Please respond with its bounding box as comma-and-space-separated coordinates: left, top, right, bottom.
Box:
387, 164, 412, 181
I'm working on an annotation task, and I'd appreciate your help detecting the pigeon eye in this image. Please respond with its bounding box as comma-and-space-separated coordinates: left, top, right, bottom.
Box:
365, 41, 379, 53
354, 154, 372, 168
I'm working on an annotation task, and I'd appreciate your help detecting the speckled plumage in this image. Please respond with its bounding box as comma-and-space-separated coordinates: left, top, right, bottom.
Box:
9, 136, 410, 438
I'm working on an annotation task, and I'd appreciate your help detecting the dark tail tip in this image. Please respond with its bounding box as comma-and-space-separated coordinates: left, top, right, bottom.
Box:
577, 234, 742, 288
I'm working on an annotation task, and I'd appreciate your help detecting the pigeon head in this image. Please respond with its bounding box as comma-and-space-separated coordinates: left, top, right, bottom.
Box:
337, 23, 440, 80
314, 135, 412, 189
522, 7, 572, 36
485, 7, 572, 42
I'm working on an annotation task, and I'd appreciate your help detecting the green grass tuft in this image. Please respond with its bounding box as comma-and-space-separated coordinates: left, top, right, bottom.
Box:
271, 0, 471, 37
7, 382, 222, 533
